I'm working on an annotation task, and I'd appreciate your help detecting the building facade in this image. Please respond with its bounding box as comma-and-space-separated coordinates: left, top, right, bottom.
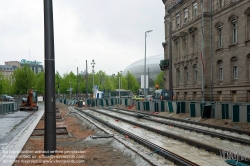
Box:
0, 59, 43, 81
162, 0, 250, 102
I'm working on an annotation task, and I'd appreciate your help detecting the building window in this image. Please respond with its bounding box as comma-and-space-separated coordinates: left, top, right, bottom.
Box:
193, 3, 197, 19
183, 40, 187, 56
247, 54, 250, 79
218, 0, 223, 8
248, 13, 250, 39
231, 56, 238, 80
184, 66, 188, 86
176, 14, 180, 27
184, 9, 188, 23
176, 68, 180, 86
193, 64, 197, 84
218, 26, 222, 48
232, 19, 237, 44
217, 60, 223, 82
219, 67, 223, 81
192, 34, 196, 53
233, 66, 238, 79
176, 42, 179, 60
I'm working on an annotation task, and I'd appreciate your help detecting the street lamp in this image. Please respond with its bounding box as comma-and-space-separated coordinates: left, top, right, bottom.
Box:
91, 59, 95, 98
69, 82, 72, 99
120, 70, 123, 89
144, 30, 153, 99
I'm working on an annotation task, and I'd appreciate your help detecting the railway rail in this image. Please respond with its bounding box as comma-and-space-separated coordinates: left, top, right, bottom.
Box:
73, 106, 250, 165
73, 107, 199, 166
101, 107, 250, 146
84, 107, 250, 165
118, 107, 250, 136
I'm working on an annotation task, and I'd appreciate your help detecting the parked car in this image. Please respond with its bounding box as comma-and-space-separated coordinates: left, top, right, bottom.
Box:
146, 95, 153, 101
7, 96, 15, 101
153, 89, 174, 101
132, 95, 144, 101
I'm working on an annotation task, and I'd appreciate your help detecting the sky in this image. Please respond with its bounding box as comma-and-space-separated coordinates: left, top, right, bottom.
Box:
0, 0, 165, 76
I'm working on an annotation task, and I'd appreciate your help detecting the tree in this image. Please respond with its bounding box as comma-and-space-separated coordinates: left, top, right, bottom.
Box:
154, 71, 164, 89
125, 71, 139, 93
12, 65, 35, 94
34, 71, 45, 94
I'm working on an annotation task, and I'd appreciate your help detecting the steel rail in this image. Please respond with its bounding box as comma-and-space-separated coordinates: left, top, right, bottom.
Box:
117, 107, 250, 136
88, 107, 250, 165
102, 107, 250, 146
74, 107, 198, 166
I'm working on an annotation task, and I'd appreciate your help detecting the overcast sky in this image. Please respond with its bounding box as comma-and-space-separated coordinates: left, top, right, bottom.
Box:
0, 0, 165, 75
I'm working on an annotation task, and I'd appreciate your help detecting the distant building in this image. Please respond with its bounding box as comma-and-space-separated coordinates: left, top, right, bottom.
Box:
0, 59, 44, 79
123, 54, 163, 88
162, 0, 250, 102
0, 65, 17, 80
18, 59, 43, 74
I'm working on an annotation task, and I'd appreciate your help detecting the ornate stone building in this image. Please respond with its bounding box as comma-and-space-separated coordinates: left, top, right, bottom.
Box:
161, 0, 250, 102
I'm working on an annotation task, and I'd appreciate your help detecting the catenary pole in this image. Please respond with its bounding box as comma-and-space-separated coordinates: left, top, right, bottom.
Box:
44, 0, 56, 155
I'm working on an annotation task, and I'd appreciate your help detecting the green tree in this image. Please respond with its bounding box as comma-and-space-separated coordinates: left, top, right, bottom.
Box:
154, 71, 164, 89
125, 71, 139, 93
34, 71, 45, 94
12, 65, 35, 94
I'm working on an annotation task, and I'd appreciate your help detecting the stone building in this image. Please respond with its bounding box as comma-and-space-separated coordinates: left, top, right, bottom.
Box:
161, 0, 250, 102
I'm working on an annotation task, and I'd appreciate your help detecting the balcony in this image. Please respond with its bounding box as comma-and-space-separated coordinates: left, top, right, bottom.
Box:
159, 59, 169, 70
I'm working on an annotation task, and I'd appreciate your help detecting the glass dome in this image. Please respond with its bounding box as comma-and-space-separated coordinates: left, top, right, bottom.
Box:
123, 54, 164, 85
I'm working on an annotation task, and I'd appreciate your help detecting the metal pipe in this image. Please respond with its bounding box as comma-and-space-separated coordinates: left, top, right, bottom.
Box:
119, 73, 120, 100
144, 32, 147, 99
44, 0, 56, 155
86, 60, 88, 98
210, 0, 213, 101
77, 67, 79, 101
169, 22, 173, 101
91, 59, 95, 98
201, 0, 205, 104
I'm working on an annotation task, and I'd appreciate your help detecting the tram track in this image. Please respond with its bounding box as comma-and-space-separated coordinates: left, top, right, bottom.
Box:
73, 107, 199, 166
86, 107, 250, 165
101, 107, 250, 146
118, 107, 250, 136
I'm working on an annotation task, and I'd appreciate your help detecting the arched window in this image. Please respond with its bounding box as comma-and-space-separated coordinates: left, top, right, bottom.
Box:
175, 42, 179, 60
176, 68, 180, 86
193, 2, 197, 19
247, 54, 250, 79
248, 13, 250, 39
217, 60, 223, 81
230, 56, 238, 80
193, 64, 198, 85
218, 26, 222, 48
232, 19, 237, 44
228, 15, 238, 45
184, 66, 188, 86
192, 34, 196, 53
218, 0, 223, 8
244, 7, 250, 40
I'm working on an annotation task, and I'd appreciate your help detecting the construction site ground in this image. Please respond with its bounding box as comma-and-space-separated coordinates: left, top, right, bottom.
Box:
13, 103, 250, 166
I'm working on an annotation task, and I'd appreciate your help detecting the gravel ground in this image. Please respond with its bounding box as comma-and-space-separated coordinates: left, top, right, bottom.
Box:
13, 103, 140, 166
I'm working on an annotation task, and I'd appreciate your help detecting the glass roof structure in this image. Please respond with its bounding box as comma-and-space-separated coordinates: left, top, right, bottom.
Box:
123, 54, 163, 81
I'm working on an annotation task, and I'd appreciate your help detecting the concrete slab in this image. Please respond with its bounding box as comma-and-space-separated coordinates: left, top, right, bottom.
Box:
0, 109, 44, 166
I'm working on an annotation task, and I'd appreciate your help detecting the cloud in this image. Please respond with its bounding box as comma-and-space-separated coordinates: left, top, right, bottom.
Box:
0, 0, 165, 75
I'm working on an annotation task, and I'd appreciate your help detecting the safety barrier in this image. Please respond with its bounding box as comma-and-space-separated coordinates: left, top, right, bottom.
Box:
167, 101, 177, 113
0, 103, 15, 115
231, 104, 250, 122
214, 103, 232, 120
